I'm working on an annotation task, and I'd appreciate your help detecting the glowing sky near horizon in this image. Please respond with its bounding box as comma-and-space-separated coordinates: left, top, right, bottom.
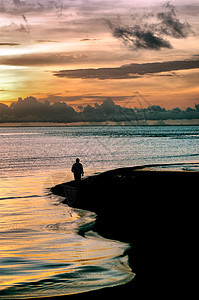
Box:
0, 0, 199, 109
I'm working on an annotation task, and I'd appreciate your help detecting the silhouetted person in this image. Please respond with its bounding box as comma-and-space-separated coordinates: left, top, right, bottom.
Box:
71, 158, 84, 183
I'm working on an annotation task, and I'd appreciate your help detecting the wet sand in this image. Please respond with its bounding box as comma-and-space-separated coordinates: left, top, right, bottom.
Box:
50, 164, 199, 298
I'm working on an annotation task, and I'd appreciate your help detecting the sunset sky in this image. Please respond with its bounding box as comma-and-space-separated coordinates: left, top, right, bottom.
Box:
0, 0, 199, 109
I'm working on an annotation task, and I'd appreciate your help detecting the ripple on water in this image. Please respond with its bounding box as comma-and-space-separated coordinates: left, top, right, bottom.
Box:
0, 193, 135, 299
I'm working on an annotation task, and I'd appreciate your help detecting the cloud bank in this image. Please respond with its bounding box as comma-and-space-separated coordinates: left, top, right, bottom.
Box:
1, 96, 199, 123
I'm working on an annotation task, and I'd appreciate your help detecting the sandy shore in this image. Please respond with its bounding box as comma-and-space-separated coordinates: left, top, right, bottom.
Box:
50, 163, 199, 298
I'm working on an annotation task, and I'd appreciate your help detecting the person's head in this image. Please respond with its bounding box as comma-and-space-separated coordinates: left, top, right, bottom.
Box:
76, 158, 80, 163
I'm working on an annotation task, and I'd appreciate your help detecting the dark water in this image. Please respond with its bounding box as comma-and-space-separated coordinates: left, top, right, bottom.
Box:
1, 125, 199, 298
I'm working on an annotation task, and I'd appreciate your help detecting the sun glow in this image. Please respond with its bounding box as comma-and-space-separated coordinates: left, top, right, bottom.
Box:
0, 0, 198, 109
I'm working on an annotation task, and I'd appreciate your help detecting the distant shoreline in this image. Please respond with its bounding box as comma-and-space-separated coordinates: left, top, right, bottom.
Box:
1, 119, 199, 127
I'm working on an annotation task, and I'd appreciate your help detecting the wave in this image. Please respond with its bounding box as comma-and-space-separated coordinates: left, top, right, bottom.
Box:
155, 153, 199, 160
0, 195, 42, 201
1, 254, 134, 299
0, 200, 135, 299
0, 133, 40, 136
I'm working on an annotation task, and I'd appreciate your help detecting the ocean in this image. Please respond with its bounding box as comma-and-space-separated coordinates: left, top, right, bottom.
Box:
1, 125, 199, 299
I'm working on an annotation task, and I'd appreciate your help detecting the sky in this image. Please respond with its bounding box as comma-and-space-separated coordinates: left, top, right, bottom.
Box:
0, 0, 199, 109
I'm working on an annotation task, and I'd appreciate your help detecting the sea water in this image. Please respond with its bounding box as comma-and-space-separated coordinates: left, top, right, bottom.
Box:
1, 126, 199, 175
1, 125, 199, 298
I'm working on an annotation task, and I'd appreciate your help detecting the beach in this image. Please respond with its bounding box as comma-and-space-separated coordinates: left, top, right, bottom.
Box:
50, 163, 199, 298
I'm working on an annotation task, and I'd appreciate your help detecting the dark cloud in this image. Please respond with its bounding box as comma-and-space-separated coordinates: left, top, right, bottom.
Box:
35, 40, 59, 44
0, 52, 89, 66
2, 0, 70, 15
0, 43, 20, 46
157, 3, 194, 38
2, 22, 29, 33
13, 0, 24, 6
0, 49, 127, 67
112, 24, 172, 50
38, 94, 133, 107
53, 59, 199, 80
80, 38, 101, 41
0, 96, 78, 123
107, 3, 194, 51
22, 14, 28, 23
1, 96, 199, 123
16, 23, 29, 33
